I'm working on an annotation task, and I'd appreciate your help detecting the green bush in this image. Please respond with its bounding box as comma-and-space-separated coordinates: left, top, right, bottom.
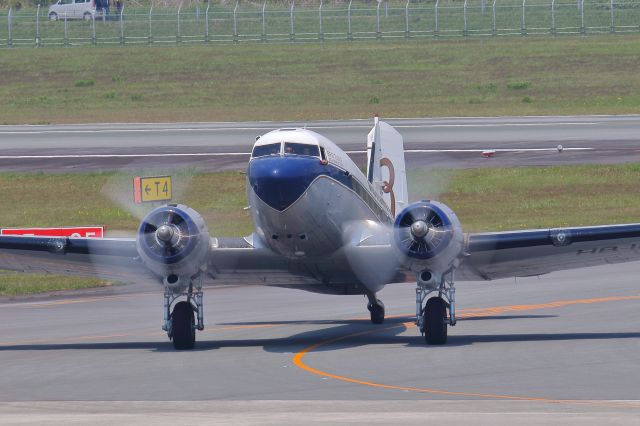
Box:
507, 81, 530, 90
75, 79, 95, 88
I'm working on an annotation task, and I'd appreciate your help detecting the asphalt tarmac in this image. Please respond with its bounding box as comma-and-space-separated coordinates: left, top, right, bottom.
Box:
1, 115, 640, 172
1, 262, 639, 422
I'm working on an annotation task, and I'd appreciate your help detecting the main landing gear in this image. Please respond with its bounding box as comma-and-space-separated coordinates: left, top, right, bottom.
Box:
416, 269, 456, 345
163, 274, 204, 350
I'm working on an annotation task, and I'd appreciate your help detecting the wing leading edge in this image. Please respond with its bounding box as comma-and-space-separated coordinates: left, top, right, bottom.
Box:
0, 234, 327, 288
0, 236, 148, 283
459, 223, 640, 280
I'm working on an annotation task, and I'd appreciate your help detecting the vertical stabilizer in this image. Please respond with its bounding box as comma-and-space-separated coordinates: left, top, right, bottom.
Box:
366, 117, 408, 217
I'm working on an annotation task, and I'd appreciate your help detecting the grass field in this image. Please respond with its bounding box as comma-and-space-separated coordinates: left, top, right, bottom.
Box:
4, 164, 640, 294
0, 271, 114, 297
2, 33, 640, 294
4, 165, 640, 235
1, 35, 640, 124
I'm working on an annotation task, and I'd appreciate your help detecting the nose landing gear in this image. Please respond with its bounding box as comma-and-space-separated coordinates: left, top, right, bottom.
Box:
170, 301, 196, 350
367, 298, 386, 324
163, 274, 204, 350
416, 269, 456, 345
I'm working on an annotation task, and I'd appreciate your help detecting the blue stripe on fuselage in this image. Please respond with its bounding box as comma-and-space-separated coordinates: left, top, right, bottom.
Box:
248, 156, 352, 212
248, 155, 394, 224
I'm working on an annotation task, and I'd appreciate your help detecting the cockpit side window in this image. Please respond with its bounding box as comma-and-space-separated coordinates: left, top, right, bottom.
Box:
251, 143, 281, 158
283, 143, 320, 157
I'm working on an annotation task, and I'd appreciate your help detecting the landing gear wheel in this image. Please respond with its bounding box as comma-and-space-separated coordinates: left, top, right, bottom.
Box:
367, 299, 385, 324
171, 301, 195, 350
49, 12, 58, 21
424, 296, 447, 345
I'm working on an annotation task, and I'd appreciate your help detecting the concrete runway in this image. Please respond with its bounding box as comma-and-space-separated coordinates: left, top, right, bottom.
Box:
1, 115, 640, 172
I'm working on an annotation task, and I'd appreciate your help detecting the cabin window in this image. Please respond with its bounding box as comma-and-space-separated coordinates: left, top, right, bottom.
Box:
284, 143, 320, 157
251, 143, 281, 158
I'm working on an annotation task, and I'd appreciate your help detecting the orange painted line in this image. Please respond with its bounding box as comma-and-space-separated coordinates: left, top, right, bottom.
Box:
293, 330, 569, 402
351, 295, 640, 322
0, 322, 279, 347
0, 284, 239, 310
205, 323, 278, 332
0, 294, 143, 309
0, 330, 164, 347
293, 294, 640, 406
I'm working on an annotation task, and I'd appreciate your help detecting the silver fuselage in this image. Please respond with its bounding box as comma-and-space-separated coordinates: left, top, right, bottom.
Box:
245, 129, 395, 294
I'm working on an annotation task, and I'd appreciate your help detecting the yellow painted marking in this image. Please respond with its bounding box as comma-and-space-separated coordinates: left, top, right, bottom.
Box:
293, 295, 640, 405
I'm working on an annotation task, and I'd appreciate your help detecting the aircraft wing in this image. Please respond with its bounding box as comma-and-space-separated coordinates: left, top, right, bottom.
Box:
0, 234, 318, 287
0, 236, 151, 283
208, 236, 303, 285
4, 223, 640, 287
458, 223, 640, 280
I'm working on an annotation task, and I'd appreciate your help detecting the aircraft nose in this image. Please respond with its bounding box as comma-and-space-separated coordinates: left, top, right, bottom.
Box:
248, 156, 325, 211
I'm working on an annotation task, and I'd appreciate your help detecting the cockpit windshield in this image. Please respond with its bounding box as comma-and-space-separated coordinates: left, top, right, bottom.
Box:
251, 143, 281, 158
284, 143, 320, 157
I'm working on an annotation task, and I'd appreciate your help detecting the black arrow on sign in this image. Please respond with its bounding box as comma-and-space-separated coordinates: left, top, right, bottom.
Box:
145, 185, 151, 195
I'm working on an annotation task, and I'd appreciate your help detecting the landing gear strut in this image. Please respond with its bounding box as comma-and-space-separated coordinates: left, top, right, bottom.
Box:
163, 274, 204, 350
416, 269, 456, 345
367, 296, 385, 324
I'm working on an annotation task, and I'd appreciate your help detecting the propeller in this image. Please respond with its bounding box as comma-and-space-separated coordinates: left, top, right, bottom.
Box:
89, 164, 202, 283
394, 201, 453, 260
137, 205, 202, 265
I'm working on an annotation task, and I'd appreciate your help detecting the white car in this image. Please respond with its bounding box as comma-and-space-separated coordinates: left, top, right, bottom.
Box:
48, 0, 96, 21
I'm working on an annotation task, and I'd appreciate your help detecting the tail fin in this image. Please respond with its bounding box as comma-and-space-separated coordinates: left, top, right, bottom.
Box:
367, 116, 408, 217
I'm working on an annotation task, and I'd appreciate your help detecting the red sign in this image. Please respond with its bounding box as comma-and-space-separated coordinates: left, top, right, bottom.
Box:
0, 226, 104, 238
133, 176, 142, 204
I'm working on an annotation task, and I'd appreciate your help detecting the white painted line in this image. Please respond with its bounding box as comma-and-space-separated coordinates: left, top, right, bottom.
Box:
388, 122, 601, 129
0, 128, 273, 135
0, 148, 593, 160
0, 122, 604, 135
408, 147, 593, 152
347, 148, 594, 154
0, 153, 251, 159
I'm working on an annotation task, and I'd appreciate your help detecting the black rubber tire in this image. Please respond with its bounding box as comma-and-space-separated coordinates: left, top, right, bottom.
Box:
49, 12, 58, 21
367, 299, 385, 324
83, 12, 92, 21
424, 296, 447, 345
171, 301, 195, 350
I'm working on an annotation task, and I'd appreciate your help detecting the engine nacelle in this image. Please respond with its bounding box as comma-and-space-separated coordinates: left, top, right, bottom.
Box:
393, 200, 464, 273
136, 204, 210, 282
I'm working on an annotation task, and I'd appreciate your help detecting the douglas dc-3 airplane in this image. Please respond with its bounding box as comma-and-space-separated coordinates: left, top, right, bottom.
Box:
2, 118, 640, 350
